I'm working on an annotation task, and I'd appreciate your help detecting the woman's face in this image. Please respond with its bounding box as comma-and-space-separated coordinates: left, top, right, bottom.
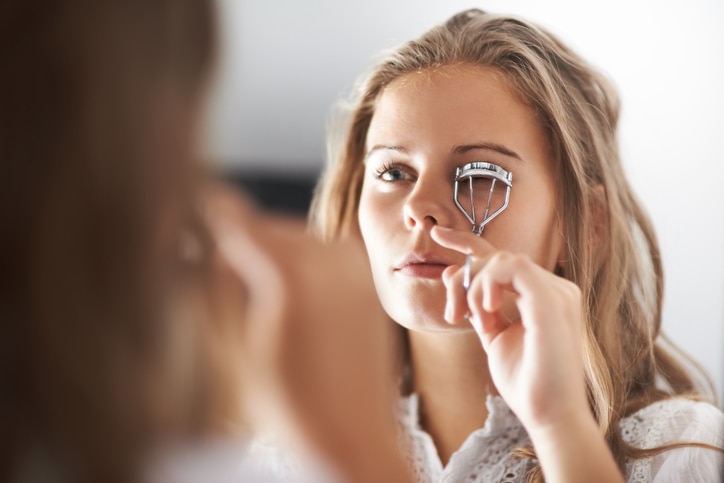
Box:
358, 65, 564, 332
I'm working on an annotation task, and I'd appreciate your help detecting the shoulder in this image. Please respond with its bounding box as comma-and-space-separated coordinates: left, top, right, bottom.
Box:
246, 434, 304, 479
246, 434, 341, 483
147, 438, 287, 483
621, 398, 723, 449
621, 398, 723, 483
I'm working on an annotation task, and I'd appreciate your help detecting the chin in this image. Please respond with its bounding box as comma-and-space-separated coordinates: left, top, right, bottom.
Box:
383, 302, 471, 333
375, 278, 461, 331
399, 319, 476, 333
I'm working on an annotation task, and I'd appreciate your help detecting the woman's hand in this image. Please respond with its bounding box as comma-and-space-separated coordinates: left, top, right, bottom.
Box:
204, 183, 411, 483
430, 225, 589, 434
432, 226, 625, 483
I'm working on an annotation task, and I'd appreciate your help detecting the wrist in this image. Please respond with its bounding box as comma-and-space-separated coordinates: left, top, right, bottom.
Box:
525, 405, 598, 445
525, 410, 624, 483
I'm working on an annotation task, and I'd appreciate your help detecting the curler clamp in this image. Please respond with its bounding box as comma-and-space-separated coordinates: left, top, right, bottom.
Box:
453, 162, 512, 236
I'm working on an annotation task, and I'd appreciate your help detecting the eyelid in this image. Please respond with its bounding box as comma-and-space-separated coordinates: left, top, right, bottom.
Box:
456, 160, 511, 177
373, 161, 416, 181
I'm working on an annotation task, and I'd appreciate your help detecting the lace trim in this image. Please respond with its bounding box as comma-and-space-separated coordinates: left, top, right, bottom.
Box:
621, 399, 722, 483
398, 394, 534, 482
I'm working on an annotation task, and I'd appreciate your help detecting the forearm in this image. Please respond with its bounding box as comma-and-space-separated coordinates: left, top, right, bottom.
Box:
527, 411, 624, 483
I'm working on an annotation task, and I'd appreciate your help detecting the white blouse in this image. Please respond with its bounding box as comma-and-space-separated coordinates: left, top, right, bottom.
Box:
398, 395, 723, 482
249, 396, 724, 482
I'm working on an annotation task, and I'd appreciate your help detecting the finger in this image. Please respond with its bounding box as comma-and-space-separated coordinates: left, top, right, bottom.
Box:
462, 253, 473, 291
202, 186, 298, 331
430, 225, 496, 256
466, 276, 512, 350
441, 264, 469, 324
477, 253, 554, 331
474, 308, 512, 352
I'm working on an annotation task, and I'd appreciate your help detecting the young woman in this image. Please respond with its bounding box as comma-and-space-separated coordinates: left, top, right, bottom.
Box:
306, 8, 723, 482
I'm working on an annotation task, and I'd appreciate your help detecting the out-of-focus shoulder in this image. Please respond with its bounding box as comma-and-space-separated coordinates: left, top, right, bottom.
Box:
622, 398, 723, 448
621, 398, 723, 483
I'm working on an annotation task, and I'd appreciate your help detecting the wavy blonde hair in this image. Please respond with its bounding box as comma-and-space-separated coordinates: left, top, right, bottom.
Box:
310, 8, 716, 479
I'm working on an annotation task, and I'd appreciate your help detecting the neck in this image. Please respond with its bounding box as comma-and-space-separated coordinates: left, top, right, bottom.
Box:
407, 328, 495, 466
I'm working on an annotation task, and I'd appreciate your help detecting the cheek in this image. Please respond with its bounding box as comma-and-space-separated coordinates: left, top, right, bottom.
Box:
358, 193, 387, 263
357, 195, 396, 311
492, 185, 562, 270
358, 182, 395, 238
357, 192, 374, 244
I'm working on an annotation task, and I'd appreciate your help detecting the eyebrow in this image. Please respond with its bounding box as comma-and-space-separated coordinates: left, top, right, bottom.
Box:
365, 142, 523, 161
364, 145, 408, 160
453, 142, 523, 161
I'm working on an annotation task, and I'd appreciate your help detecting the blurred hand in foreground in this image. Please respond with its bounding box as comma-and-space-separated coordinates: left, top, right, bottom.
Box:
205, 184, 410, 483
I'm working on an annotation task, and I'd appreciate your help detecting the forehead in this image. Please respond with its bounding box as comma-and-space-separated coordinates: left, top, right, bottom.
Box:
382, 64, 523, 102
367, 64, 545, 157
385, 63, 508, 90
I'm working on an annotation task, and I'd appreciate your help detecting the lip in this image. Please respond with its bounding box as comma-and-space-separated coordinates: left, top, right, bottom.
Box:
395, 253, 453, 279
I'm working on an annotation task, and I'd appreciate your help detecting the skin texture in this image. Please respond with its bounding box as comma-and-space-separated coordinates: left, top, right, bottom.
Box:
357, 65, 624, 481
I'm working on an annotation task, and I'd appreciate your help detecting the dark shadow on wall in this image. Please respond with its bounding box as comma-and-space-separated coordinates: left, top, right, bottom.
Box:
220, 169, 320, 217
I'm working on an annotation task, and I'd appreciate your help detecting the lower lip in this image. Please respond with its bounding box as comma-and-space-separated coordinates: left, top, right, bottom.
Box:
397, 264, 447, 279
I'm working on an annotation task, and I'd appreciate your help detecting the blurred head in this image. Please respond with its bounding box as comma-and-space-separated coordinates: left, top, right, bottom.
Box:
311, 7, 708, 468
0, 1, 237, 481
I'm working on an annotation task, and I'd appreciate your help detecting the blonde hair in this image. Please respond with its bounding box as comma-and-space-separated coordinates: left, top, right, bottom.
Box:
310, 8, 716, 478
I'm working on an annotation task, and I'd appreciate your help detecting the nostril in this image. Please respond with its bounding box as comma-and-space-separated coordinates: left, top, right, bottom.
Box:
405, 212, 438, 230
403, 183, 449, 230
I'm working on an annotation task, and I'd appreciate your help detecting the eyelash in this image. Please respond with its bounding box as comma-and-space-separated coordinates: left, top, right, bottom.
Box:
372, 160, 510, 182
373, 162, 411, 181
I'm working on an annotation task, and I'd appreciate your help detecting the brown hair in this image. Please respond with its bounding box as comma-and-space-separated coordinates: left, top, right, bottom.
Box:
310, 8, 716, 479
0, 1, 242, 482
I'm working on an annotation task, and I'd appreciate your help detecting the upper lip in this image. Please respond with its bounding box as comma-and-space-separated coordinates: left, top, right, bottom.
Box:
394, 252, 457, 270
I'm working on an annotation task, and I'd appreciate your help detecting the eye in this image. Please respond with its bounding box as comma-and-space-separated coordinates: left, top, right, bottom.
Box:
374, 162, 414, 182
453, 161, 513, 235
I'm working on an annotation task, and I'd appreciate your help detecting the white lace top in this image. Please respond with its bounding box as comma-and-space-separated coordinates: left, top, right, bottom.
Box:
398, 395, 723, 482
249, 396, 724, 482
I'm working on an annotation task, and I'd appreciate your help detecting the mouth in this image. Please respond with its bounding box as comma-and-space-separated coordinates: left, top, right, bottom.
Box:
394, 253, 452, 279
396, 262, 449, 279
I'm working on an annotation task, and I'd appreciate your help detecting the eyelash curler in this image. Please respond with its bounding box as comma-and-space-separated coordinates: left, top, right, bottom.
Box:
453, 162, 513, 236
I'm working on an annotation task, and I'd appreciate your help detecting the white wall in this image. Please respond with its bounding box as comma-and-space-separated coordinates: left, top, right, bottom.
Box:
205, 0, 724, 406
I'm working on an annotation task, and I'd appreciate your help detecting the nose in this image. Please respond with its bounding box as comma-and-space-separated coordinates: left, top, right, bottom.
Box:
403, 176, 456, 231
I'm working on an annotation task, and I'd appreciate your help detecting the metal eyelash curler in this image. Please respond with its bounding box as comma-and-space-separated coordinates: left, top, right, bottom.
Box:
453, 162, 513, 236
